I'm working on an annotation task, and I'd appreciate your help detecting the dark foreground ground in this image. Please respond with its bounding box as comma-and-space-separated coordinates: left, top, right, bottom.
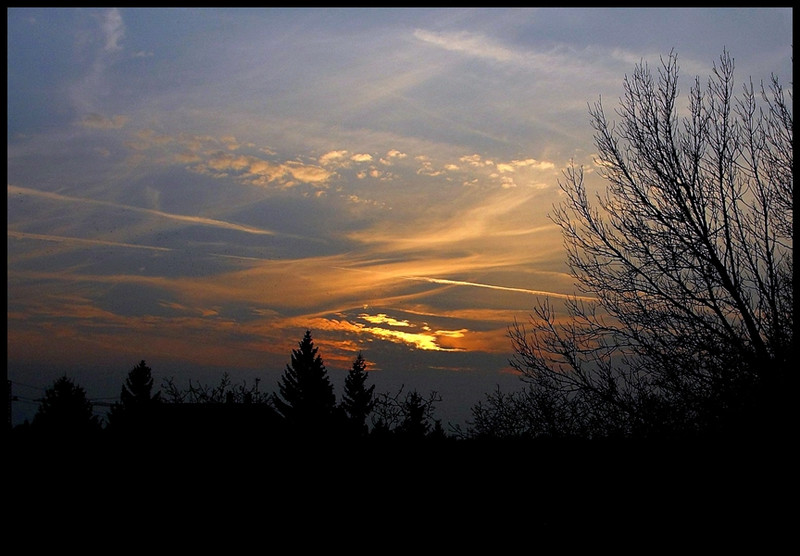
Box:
6, 430, 791, 549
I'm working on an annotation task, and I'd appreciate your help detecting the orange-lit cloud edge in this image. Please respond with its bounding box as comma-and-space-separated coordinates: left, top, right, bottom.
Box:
7, 123, 597, 377
6, 248, 585, 371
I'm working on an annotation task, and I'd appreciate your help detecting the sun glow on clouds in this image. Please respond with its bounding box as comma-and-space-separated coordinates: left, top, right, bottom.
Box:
308, 313, 468, 352
360, 324, 465, 352
192, 151, 333, 188
359, 313, 411, 327
8, 157, 576, 366
126, 122, 559, 193
6, 7, 792, 428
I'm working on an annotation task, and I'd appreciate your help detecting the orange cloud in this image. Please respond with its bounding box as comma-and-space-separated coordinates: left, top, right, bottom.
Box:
319, 150, 349, 165
359, 313, 411, 327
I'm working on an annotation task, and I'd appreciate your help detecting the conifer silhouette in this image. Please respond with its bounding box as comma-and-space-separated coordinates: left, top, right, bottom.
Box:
107, 360, 161, 434
273, 330, 336, 436
397, 390, 431, 439
340, 352, 375, 437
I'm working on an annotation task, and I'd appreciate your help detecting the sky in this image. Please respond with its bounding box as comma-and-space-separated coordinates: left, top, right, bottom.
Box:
7, 8, 793, 429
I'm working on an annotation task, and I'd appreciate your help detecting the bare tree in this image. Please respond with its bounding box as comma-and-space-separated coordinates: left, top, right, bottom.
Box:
161, 373, 271, 404
371, 385, 442, 439
509, 50, 792, 440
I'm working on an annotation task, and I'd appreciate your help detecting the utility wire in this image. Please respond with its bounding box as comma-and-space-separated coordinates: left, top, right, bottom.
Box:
9, 380, 47, 393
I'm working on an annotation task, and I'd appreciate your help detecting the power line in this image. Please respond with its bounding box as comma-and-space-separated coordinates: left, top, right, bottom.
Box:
11, 396, 42, 406
8, 380, 47, 393
9, 380, 119, 408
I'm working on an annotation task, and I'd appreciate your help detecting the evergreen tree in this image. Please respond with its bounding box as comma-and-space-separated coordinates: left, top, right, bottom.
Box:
397, 390, 431, 439
273, 330, 336, 435
340, 352, 375, 437
32, 375, 102, 437
107, 360, 161, 433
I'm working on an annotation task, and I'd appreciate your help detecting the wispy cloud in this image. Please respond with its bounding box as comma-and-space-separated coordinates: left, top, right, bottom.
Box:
67, 8, 128, 116
344, 185, 560, 254
78, 113, 129, 129
413, 29, 517, 63
7, 185, 291, 237
9, 8, 788, 423
100, 8, 125, 52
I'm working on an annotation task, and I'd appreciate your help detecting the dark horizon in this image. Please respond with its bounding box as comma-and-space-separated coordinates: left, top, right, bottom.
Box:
7, 341, 526, 431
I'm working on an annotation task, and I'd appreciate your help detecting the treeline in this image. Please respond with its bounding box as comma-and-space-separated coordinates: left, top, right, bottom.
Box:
9, 330, 453, 447
8, 325, 791, 449
7, 331, 792, 538
7, 334, 789, 539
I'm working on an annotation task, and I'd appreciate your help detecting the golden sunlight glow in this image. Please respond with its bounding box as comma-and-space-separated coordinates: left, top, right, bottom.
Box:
7, 7, 791, 434
364, 325, 464, 351
358, 313, 411, 327
292, 316, 467, 352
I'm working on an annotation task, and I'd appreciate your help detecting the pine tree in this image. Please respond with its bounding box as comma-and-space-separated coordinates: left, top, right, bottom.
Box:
107, 360, 161, 433
273, 330, 336, 435
340, 352, 375, 437
397, 390, 431, 439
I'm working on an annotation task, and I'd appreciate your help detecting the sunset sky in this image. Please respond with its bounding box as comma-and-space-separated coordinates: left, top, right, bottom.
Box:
7, 8, 793, 427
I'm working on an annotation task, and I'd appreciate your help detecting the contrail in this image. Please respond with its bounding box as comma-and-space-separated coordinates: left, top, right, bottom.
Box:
334, 265, 596, 302
404, 275, 596, 302
7, 184, 288, 237
8, 231, 300, 263
8, 230, 173, 251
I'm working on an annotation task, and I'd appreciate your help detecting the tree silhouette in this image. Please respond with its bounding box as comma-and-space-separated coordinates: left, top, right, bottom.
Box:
468, 385, 572, 441
397, 390, 431, 439
273, 330, 336, 436
154, 373, 280, 444
506, 49, 792, 441
161, 372, 269, 404
340, 352, 375, 438
31, 375, 102, 438
106, 360, 161, 434
372, 385, 442, 441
